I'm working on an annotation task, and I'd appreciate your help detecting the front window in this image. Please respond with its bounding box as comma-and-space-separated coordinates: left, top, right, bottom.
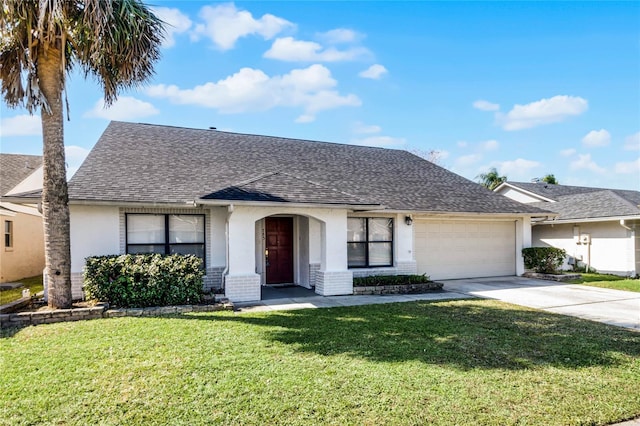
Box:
126, 214, 205, 265
347, 217, 393, 267
4, 220, 13, 248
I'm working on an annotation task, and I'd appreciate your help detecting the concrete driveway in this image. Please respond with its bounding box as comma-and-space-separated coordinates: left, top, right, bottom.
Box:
441, 276, 640, 331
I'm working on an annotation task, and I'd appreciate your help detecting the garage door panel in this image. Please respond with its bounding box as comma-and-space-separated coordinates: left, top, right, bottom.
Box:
415, 220, 516, 280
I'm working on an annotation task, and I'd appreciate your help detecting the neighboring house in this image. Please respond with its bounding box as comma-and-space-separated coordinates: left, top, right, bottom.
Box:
0, 154, 45, 283
5, 122, 549, 302
496, 181, 640, 277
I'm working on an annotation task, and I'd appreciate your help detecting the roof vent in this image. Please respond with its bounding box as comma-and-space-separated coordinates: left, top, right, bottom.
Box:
209, 127, 217, 130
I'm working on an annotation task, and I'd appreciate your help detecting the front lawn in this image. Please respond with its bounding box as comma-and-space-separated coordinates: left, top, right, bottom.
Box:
0, 275, 43, 305
568, 273, 640, 293
2, 300, 639, 425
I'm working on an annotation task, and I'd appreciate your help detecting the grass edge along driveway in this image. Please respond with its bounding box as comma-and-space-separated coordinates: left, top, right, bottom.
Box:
2, 299, 639, 425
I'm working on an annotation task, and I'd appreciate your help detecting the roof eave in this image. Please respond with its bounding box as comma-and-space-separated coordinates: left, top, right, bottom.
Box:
534, 214, 640, 225
196, 198, 383, 210
361, 208, 556, 219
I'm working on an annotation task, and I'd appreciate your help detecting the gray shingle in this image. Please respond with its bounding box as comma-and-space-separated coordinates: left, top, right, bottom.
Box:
68, 121, 549, 215
0, 154, 42, 195
530, 190, 640, 220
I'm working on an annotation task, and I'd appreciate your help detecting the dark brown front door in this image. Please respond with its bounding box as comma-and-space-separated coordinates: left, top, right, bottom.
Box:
265, 217, 294, 284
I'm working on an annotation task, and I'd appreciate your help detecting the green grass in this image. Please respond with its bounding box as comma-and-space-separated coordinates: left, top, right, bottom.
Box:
568, 273, 640, 292
0, 275, 43, 305
2, 300, 639, 425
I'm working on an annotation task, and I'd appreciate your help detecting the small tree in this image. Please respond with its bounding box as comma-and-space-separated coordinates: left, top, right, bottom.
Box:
522, 247, 567, 274
476, 167, 506, 190
541, 174, 559, 185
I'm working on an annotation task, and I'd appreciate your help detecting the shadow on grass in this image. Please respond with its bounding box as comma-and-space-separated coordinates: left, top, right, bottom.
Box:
181, 300, 640, 370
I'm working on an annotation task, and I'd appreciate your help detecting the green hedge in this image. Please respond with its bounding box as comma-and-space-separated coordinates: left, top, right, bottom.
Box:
353, 274, 431, 287
522, 247, 567, 274
84, 254, 204, 308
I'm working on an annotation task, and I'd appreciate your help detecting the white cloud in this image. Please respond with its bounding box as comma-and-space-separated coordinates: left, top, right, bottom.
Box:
65, 145, 90, 179
581, 129, 611, 147
569, 153, 605, 174
318, 28, 360, 44
353, 122, 382, 134
623, 132, 640, 151
350, 136, 406, 147
497, 95, 588, 131
457, 141, 468, 148
455, 153, 483, 168
481, 140, 499, 151
264, 37, 368, 62
614, 157, 640, 174
358, 64, 388, 80
497, 158, 541, 178
84, 97, 159, 121
0, 114, 41, 137
146, 64, 360, 123
192, 3, 294, 50
560, 148, 577, 157
151, 7, 192, 48
472, 100, 500, 112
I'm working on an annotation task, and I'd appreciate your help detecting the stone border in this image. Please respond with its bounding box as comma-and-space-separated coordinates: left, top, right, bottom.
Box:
353, 282, 443, 295
522, 272, 582, 282
0, 300, 234, 329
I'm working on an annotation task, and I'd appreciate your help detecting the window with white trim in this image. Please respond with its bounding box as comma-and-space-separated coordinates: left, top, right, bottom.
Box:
347, 217, 393, 268
125, 214, 205, 266
4, 220, 13, 249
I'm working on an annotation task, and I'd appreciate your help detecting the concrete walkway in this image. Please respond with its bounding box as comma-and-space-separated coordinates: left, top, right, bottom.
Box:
236, 277, 640, 332
234, 288, 470, 312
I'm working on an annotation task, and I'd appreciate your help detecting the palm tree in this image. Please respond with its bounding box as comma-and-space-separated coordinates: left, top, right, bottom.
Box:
0, 1, 164, 308
541, 174, 558, 185
476, 167, 507, 190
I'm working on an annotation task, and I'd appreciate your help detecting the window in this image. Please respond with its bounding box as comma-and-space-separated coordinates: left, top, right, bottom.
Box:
126, 214, 205, 265
4, 220, 13, 248
347, 217, 393, 268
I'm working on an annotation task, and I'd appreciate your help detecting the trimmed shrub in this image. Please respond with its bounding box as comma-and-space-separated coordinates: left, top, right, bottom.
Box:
84, 254, 204, 308
522, 247, 567, 274
353, 274, 431, 287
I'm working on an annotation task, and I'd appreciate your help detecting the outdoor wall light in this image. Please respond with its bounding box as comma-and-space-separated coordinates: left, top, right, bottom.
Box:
405, 215, 413, 226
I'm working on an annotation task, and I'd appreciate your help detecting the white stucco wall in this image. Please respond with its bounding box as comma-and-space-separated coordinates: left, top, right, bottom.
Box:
533, 221, 635, 276
70, 205, 120, 274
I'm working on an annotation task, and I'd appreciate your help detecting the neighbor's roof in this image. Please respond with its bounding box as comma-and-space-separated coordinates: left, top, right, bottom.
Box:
0, 153, 42, 195
67, 121, 549, 215
506, 181, 640, 220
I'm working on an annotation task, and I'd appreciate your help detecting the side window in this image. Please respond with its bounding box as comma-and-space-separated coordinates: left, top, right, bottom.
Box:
4, 220, 13, 249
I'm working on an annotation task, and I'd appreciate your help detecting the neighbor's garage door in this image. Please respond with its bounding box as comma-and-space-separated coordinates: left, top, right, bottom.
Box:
415, 220, 516, 280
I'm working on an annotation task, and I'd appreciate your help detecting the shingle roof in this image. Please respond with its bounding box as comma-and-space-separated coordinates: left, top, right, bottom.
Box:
507, 181, 640, 219
68, 121, 549, 215
0, 154, 42, 195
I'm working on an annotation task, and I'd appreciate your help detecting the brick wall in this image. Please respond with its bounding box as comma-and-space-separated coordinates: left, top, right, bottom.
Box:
224, 274, 261, 302
309, 263, 321, 288
350, 261, 417, 279
315, 270, 353, 296
203, 266, 225, 292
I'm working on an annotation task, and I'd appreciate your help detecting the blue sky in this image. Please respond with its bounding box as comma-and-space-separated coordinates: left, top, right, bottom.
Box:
1, 1, 639, 190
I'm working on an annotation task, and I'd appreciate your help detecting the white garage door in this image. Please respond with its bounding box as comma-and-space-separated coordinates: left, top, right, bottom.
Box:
415, 220, 516, 280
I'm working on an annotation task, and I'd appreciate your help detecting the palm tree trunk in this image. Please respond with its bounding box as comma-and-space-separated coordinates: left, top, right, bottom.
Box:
37, 46, 72, 309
